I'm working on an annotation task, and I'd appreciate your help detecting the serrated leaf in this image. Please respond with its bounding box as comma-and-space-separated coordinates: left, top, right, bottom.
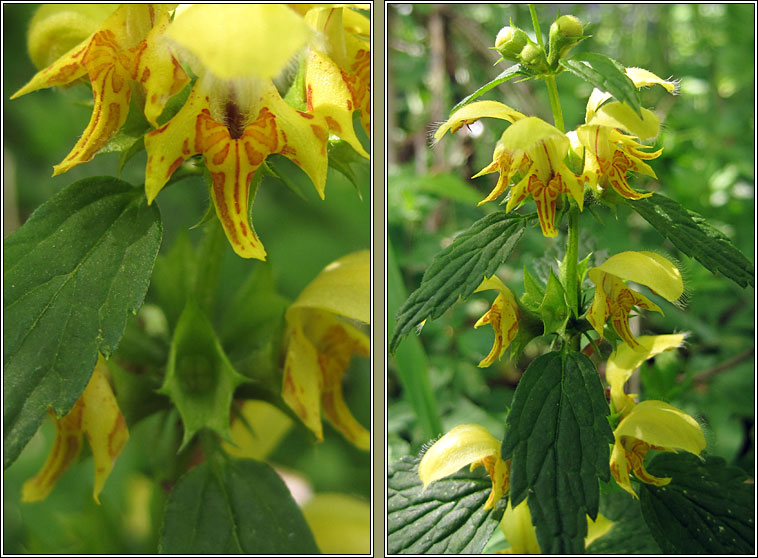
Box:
560, 53, 641, 117
158, 300, 248, 448
160, 457, 319, 554
4, 177, 161, 468
639, 453, 755, 554
539, 269, 569, 336
502, 351, 613, 554
388, 456, 506, 554
521, 267, 545, 312
390, 212, 528, 353
586, 486, 661, 554
449, 64, 524, 114
624, 193, 754, 288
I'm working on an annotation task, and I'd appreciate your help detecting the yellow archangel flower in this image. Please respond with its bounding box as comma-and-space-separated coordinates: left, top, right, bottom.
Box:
587, 251, 683, 351
605, 335, 705, 497
22, 355, 129, 504
573, 67, 677, 200
143, 5, 335, 260
282, 251, 370, 450
473, 117, 585, 237
304, 5, 371, 159
474, 275, 520, 368
418, 424, 510, 510
11, 4, 189, 176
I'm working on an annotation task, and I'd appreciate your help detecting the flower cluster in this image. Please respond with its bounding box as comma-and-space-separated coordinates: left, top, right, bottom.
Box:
436, 68, 676, 238
13, 4, 371, 260
422, 15, 710, 549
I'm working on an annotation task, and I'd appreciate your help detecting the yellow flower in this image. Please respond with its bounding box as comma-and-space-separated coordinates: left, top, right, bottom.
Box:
433, 100, 525, 141
587, 251, 683, 351
12, 4, 189, 176
605, 334, 686, 415
473, 275, 520, 368
282, 251, 370, 450
499, 498, 613, 554
144, 75, 330, 260
473, 117, 584, 237
304, 5, 371, 158
22, 355, 129, 504
418, 424, 510, 510
605, 335, 705, 497
574, 68, 677, 200
145, 5, 335, 260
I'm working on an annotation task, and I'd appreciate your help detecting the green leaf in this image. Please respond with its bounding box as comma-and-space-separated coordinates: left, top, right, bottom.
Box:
586, 486, 661, 554
502, 351, 613, 554
539, 269, 569, 336
623, 193, 754, 288
639, 453, 755, 554
521, 267, 545, 312
390, 212, 528, 353
160, 457, 319, 554
559, 53, 641, 117
4, 177, 161, 468
265, 154, 311, 201
150, 230, 198, 330
158, 300, 248, 448
387, 456, 506, 554
449, 64, 524, 114
328, 139, 369, 198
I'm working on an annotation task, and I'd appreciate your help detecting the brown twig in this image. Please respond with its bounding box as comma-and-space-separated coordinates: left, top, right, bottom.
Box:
692, 346, 755, 385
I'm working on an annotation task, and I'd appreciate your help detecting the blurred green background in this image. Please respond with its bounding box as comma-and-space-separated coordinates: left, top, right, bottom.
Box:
388, 3, 754, 481
3, 3, 371, 553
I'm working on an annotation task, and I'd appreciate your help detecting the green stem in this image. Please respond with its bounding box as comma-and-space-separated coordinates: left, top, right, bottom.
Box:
529, 5, 545, 49
563, 206, 580, 351
545, 75, 565, 133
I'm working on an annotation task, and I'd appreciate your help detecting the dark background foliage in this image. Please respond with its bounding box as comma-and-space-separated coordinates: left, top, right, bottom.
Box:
387, 3, 754, 489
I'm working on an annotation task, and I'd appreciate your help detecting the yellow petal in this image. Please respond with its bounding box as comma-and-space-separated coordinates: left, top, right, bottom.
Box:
82, 356, 129, 503
166, 5, 312, 79
302, 493, 371, 555
290, 250, 370, 324
588, 102, 660, 140
625, 67, 677, 93
418, 424, 500, 488
606, 334, 685, 413
474, 276, 519, 367
22, 407, 84, 502
597, 251, 683, 301
22, 355, 128, 503
129, 9, 190, 127
615, 400, 706, 456
144, 80, 208, 203
434, 100, 524, 141
223, 400, 294, 461
282, 311, 325, 442
609, 439, 638, 497
500, 116, 568, 153
305, 48, 370, 159
500, 499, 541, 554
283, 308, 370, 449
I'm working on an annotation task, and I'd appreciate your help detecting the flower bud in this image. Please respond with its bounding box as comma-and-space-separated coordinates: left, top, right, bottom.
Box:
494, 25, 528, 61
519, 43, 549, 73
26, 4, 117, 69
547, 15, 584, 67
